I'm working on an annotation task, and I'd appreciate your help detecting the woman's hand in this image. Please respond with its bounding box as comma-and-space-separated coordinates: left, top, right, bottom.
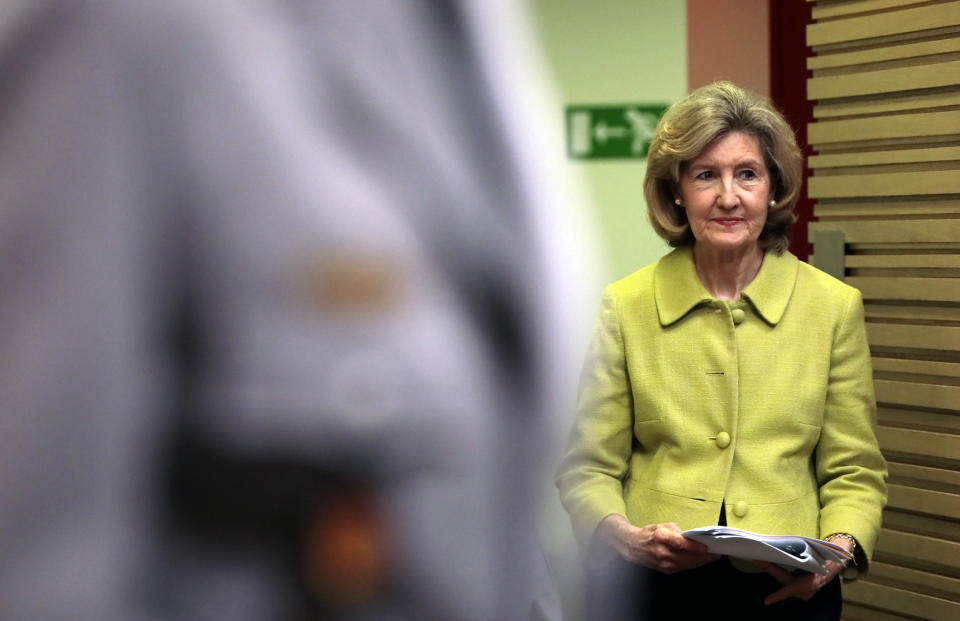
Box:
758, 560, 844, 605
596, 515, 719, 574
758, 534, 855, 604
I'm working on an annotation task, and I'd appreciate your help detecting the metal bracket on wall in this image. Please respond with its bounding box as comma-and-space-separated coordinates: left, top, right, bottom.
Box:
811, 229, 845, 281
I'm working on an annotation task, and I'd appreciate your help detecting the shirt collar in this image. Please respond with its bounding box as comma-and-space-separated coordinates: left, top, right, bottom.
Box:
654, 245, 798, 326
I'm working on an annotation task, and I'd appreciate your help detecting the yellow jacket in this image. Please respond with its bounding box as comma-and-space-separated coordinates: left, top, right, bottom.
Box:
556, 246, 887, 569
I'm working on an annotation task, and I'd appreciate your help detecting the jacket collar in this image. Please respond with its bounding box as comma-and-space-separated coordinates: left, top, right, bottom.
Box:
654, 245, 798, 326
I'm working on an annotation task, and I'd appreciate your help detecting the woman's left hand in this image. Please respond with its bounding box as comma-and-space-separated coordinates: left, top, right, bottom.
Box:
757, 535, 854, 604
757, 559, 844, 605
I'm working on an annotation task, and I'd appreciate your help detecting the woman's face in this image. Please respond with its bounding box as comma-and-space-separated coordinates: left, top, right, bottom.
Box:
677, 131, 772, 254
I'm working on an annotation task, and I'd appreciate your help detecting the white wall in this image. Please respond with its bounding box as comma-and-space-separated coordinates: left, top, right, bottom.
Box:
529, 0, 687, 284
526, 3, 689, 616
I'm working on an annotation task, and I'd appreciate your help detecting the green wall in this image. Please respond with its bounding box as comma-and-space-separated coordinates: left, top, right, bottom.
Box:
528, 0, 687, 282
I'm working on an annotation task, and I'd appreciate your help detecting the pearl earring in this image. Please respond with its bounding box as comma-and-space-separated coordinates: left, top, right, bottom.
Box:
674, 198, 682, 206
769, 199, 776, 207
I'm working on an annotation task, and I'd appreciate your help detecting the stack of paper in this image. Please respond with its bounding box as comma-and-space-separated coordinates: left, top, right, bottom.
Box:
683, 526, 854, 575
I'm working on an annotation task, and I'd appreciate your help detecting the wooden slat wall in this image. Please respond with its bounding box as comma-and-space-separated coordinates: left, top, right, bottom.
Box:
805, 1, 960, 620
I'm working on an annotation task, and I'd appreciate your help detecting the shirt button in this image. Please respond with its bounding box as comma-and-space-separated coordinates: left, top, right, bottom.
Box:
715, 431, 731, 449
733, 501, 748, 518
731, 308, 745, 325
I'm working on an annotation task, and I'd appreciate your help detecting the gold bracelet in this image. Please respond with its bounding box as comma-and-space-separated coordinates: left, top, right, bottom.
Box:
826, 532, 858, 557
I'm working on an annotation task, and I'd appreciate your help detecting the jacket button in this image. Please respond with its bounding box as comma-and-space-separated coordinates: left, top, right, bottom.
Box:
731, 308, 745, 325
733, 501, 748, 518
716, 431, 731, 449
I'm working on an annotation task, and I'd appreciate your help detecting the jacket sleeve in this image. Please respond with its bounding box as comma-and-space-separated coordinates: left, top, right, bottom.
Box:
555, 285, 634, 552
816, 287, 888, 573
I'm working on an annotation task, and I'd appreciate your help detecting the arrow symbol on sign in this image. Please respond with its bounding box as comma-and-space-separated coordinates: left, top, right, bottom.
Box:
594, 121, 629, 144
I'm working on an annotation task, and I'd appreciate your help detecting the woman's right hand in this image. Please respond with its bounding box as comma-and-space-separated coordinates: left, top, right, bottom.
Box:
596, 514, 719, 574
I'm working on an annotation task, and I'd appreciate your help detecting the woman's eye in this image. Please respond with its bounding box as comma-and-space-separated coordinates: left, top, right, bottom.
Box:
695, 171, 714, 180
739, 169, 758, 180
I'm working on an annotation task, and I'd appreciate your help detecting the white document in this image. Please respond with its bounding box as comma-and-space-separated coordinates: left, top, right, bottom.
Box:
683, 526, 854, 575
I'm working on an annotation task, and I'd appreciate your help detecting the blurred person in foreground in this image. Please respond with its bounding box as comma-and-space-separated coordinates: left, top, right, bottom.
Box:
555, 82, 887, 621
0, 1, 593, 619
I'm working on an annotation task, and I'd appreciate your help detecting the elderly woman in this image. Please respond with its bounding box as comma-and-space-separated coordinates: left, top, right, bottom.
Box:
556, 82, 887, 621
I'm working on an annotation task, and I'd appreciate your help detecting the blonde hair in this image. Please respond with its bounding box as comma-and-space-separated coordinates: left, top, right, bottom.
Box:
644, 81, 802, 253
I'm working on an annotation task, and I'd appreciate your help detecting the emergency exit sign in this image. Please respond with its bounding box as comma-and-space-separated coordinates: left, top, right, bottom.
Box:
566, 104, 668, 159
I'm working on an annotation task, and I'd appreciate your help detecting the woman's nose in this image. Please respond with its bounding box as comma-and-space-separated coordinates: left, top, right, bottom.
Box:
716, 177, 738, 208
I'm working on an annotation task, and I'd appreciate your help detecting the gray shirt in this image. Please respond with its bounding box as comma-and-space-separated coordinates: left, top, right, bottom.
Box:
0, 1, 583, 619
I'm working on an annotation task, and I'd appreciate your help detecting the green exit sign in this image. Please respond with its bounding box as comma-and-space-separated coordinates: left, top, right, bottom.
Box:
566, 103, 668, 159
